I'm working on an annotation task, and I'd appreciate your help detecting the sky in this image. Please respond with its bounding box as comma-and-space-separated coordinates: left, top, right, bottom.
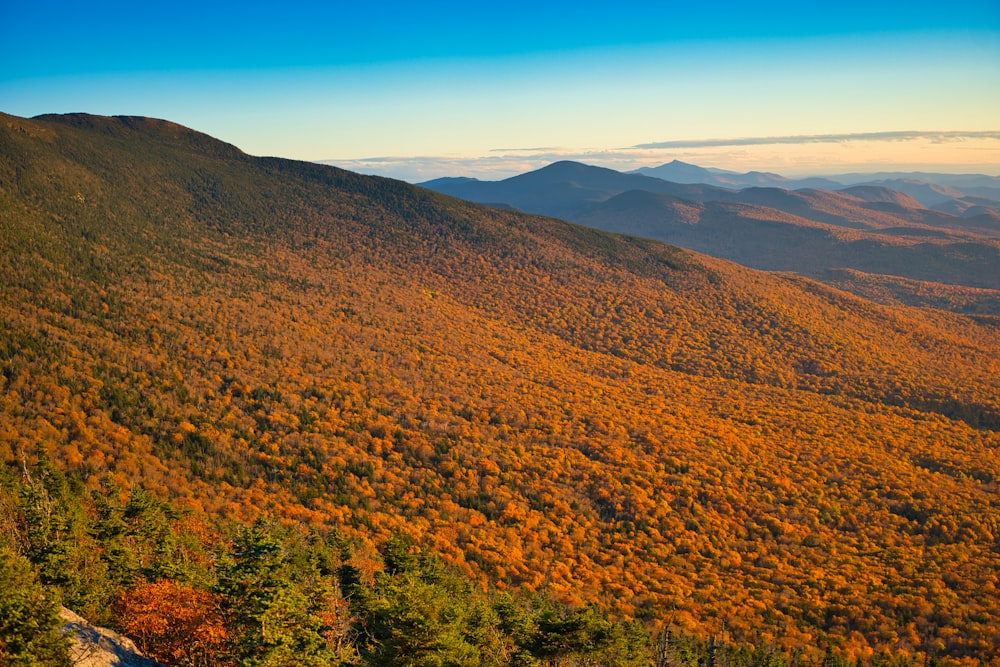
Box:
2, 1, 999, 182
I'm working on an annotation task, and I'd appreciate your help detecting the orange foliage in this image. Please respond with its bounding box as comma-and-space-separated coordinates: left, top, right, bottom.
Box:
3, 112, 1000, 661
114, 580, 228, 666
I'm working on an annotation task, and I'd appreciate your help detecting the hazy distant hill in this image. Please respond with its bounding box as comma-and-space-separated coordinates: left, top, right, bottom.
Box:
420, 160, 1000, 233
832, 170, 1000, 190
577, 189, 1000, 294
853, 179, 965, 206
421, 161, 1000, 311
634, 159, 843, 190
420, 160, 732, 219
837, 185, 925, 208
3, 112, 1000, 662
634, 161, 1000, 204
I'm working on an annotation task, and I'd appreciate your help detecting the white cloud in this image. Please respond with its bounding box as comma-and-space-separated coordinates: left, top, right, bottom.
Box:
319, 131, 1000, 182
633, 130, 1000, 150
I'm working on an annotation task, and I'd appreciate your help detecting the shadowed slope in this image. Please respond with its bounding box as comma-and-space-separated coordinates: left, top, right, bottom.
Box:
575, 189, 1000, 292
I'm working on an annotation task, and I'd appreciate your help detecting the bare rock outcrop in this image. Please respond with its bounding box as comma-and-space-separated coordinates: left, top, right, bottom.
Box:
59, 607, 163, 667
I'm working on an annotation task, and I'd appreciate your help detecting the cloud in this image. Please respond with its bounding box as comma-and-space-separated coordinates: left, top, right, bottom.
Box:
321, 131, 1000, 182
321, 148, 649, 182
633, 130, 1000, 150
319, 154, 554, 182
488, 147, 562, 153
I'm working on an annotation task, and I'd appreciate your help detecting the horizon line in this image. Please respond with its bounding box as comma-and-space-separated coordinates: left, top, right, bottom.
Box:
633, 130, 1000, 150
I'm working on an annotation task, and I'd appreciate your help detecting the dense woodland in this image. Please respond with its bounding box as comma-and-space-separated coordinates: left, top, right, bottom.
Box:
3, 457, 958, 666
1, 112, 999, 664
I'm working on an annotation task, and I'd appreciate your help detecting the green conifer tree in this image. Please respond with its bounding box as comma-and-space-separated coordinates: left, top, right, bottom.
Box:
0, 545, 71, 667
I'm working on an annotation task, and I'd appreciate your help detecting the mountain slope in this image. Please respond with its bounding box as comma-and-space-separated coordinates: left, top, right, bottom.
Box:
421, 162, 1000, 310
575, 189, 1000, 295
832, 171, 1000, 196
3, 112, 1000, 661
838, 185, 926, 209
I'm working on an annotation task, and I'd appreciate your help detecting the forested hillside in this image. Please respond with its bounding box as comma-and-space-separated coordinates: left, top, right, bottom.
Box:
2, 112, 999, 664
422, 162, 1000, 313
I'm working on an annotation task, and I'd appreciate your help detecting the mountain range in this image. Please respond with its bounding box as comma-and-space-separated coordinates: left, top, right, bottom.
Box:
2, 112, 1000, 662
630, 160, 1000, 203
632, 160, 844, 191
421, 161, 1000, 313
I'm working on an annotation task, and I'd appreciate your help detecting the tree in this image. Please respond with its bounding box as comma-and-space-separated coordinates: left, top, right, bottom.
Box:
14, 455, 102, 613
215, 519, 341, 666
0, 544, 71, 667
526, 604, 650, 667
113, 579, 228, 667
350, 534, 482, 667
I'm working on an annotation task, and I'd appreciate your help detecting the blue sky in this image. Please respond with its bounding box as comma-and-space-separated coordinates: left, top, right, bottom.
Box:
3, 1, 999, 180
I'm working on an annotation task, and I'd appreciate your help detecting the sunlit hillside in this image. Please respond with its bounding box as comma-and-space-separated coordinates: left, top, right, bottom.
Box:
2, 112, 999, 663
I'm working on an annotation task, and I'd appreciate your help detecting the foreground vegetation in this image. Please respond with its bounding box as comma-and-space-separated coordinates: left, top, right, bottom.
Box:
0, 459, 962, 666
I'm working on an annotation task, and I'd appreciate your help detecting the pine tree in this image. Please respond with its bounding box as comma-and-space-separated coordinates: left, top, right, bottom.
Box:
0, 545, 71, 667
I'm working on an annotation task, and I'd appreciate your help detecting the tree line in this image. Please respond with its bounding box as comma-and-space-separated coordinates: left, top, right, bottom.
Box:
2, 457, 955, 667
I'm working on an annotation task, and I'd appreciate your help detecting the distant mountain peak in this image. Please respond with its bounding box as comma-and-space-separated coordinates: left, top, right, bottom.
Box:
633, 161, 717, 183
537, 160, 609, 173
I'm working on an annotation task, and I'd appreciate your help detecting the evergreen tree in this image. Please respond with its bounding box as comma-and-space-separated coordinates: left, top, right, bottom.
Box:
351, 534, 482, 666
14, 455, 106, 616
0, 544, 71, 667
215, 519, 339, 666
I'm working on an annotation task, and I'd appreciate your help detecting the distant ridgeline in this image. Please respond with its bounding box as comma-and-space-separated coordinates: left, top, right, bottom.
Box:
1, 112, 999, 664
421, 160, 1000, 315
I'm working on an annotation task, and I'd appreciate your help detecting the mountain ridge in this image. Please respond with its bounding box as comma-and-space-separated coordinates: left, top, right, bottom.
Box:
3, 112, 1000, 661
420, 160, 1000, 310
632, 160, 845, 190
631, 160, 1000, 196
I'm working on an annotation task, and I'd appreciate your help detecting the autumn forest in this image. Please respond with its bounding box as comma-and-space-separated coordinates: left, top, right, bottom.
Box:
1, 112, 999, 665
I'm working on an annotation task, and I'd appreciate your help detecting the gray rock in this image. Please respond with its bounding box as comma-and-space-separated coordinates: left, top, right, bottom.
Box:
59, 607, 164, 667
